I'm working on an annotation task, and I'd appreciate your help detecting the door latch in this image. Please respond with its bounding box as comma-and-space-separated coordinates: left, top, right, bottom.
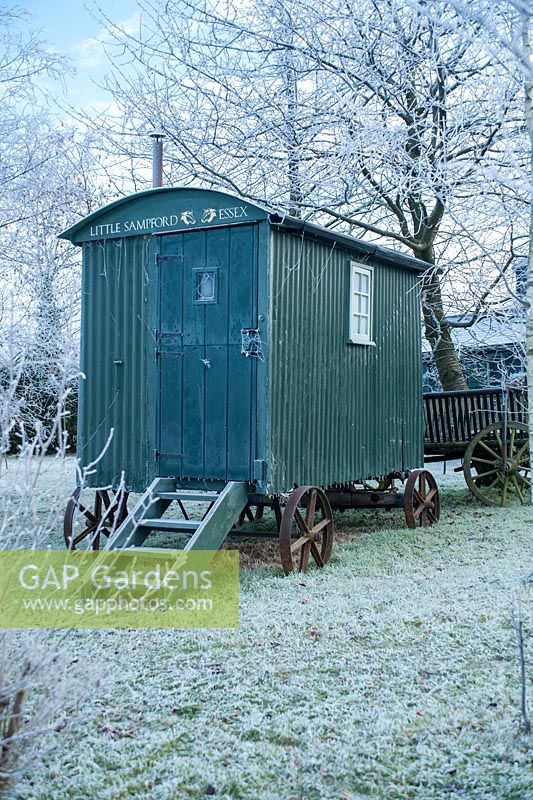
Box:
241, 328, 263, 359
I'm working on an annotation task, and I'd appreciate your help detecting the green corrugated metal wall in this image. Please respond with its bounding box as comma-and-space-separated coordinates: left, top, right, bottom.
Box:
78, 237, 152, 489
267, 229, 423, 493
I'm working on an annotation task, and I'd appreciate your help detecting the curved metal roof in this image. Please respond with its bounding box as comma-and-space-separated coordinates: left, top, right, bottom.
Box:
60, 185, 427, 272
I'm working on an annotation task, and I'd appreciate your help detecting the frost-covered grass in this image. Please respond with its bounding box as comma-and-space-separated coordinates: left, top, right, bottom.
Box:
2, 458, 533, 800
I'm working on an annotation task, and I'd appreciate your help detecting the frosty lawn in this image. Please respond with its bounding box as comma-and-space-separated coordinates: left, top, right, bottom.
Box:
3, 459, 533, 800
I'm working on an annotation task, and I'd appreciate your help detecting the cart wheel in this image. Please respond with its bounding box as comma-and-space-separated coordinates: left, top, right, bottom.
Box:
279, 486, 334, 575
403, 469, 440, 528
463, 421, 531, 506
64, 488, 129, 550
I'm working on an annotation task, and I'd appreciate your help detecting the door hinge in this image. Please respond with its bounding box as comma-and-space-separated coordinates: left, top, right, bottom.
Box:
155, 351, 184, 359
155, 330, 183, 342
156, 254, 184, 265
154, 450, 184, 459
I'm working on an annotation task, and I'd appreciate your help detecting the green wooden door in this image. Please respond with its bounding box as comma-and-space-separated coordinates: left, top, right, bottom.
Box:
157, 224, 259, 482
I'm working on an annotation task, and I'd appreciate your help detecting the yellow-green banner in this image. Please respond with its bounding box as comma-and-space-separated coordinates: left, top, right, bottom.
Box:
0, 550, 239, 628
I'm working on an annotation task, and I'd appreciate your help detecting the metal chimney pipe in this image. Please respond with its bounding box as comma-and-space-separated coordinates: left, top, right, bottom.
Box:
150, 131, 164, 188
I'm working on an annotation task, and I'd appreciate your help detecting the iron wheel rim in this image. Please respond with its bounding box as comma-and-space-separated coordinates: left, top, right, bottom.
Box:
403, 469, 440, 528
279, 486, 334, 575
64, 488, 129, 550
464, 421, 531, 506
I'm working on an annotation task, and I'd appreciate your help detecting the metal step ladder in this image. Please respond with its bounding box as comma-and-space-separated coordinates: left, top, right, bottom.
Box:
107, 478, 248, 551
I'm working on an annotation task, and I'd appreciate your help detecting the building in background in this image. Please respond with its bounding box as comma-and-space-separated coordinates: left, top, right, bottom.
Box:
423, 260, 527, 391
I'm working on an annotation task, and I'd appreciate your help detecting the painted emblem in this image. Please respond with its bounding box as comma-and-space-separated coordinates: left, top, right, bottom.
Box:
201, 208, 218, 224
180, 210, 196, 225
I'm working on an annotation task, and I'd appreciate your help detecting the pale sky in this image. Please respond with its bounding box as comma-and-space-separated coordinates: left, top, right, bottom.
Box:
23, 0, 141, 110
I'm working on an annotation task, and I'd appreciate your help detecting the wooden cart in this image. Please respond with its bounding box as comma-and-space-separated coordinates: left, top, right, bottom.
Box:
423, 387, 530, 505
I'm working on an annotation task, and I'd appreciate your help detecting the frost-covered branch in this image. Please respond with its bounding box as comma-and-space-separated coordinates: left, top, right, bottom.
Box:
88, 0, 529, 390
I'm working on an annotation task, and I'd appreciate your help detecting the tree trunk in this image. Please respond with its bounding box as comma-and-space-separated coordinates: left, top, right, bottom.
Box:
526, 188, 533, 503
523, 14, 533, 504
418, 248, 468, 391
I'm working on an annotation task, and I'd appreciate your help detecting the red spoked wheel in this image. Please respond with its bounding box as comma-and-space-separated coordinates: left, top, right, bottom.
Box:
64, 488, 129, 550
403, 469, 440, 528
279, 486, 334, 575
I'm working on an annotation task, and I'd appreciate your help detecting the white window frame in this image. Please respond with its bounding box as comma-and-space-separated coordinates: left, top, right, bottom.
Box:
348, 262, 374, 345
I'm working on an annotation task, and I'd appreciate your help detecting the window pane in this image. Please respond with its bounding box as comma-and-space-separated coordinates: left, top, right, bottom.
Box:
197, 271, 215, 302
349, 264, 372, 343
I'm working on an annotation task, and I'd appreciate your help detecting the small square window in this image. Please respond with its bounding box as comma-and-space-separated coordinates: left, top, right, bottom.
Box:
193, 268, 218, 304
348, 262, 373, 344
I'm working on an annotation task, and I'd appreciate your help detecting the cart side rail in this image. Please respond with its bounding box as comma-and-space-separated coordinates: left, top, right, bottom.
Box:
423, 387, 528, 455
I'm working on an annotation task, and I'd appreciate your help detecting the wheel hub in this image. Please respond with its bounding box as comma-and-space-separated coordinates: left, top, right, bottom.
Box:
501, 458, 517, 476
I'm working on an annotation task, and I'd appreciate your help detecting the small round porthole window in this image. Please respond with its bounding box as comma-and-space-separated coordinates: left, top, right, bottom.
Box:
194, 269, 218, 304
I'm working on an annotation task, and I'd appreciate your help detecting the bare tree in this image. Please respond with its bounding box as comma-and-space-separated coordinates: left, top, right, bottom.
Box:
0, 8, 68, 227
523, 8, 533, 506
92, 0, 529, 389
0, 7, 112, 446
442, 0, 531, 495
0, 12, 106, 790
510, 598, 532, 735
